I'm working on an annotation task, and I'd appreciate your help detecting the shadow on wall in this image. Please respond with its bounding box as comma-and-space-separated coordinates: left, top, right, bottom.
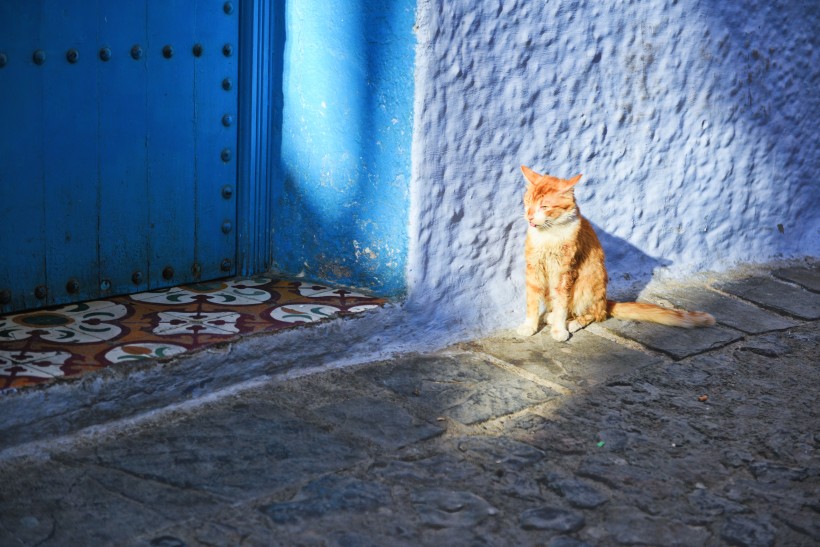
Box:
701, 0, 820, 256
591, 222, 671, 300
269, 0, 415, 297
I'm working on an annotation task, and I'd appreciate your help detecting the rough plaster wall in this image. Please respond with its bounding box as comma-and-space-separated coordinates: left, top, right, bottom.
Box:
407, 0, 820, 338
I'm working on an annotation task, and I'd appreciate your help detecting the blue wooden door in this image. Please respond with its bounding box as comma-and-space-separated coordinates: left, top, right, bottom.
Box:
0, 1, 238, 314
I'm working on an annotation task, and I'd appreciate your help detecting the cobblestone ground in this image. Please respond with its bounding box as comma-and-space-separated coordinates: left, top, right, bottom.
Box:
0, 266, 818, 546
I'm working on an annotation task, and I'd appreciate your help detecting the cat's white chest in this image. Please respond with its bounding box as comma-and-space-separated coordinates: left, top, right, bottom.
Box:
527, 220, 579, 248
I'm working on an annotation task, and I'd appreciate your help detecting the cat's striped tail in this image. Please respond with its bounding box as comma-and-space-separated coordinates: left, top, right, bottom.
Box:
606, 301, 715, 328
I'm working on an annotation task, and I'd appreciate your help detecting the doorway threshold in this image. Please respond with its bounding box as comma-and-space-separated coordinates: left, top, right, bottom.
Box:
0, 276, 386, 392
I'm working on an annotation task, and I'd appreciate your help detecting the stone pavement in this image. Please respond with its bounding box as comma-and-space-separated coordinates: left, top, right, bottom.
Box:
0, 264, 818, 546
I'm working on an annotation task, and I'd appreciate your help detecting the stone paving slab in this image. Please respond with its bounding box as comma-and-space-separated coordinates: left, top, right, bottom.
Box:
461, 329, 663, 388
600, 318, 742, 359
716, 275, 820, 320
73, 401, 367, 500
1, 460, 193, 546
135, 498, 425, 547
0, 456, 250, 546
366, 354, 560, 425
773, 265, 820, 293
646, 285, 799, 334
317, 397, 445, 449
369, 451, 485, 486
259, 475, 392, 524
596, 506, 712, 546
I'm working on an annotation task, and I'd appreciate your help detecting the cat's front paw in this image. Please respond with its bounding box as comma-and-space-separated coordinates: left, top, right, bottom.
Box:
516, 322, 538, 337
550, 326, 570, 342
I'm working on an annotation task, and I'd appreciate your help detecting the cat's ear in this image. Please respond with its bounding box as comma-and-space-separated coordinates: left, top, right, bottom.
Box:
559, 174, 583, 193
521, 165, 542, 186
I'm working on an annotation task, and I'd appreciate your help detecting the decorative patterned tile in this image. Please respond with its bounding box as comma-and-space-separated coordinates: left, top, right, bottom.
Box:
114, 297, 250, 350
0, 301, 129, 344
131, 278, 273, 306
290, 281, 371, 299
103, 343, 188, 365
0, 349, 72, 380
153, 311, 242, 336
267, 303, 343, 324
0, 277, 386, 391
0, 338, 108, 390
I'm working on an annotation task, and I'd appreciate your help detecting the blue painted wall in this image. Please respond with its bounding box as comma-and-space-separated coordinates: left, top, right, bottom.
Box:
272, 0, 415, 296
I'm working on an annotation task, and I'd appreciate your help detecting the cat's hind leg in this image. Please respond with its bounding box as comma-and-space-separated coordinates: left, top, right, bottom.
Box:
568, 281, 608, 333
568, 315, 594, 333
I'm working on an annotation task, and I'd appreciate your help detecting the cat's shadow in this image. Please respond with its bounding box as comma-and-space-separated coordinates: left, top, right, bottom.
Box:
589, 221, 672, 300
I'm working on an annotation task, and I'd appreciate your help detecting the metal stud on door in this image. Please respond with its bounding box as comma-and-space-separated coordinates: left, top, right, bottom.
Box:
0, 2, 239, 313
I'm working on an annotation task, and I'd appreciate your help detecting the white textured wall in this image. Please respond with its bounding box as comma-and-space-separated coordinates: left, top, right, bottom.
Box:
406, 0, 820, 338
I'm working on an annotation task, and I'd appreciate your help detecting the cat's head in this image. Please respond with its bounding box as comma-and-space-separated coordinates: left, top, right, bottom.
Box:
521, 166, 582, 229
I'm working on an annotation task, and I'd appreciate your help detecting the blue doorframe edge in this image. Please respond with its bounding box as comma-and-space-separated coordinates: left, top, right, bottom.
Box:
235, 0, 283, 276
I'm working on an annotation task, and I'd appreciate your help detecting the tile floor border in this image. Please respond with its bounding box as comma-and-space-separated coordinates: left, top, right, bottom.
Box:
0, 276, 387, 392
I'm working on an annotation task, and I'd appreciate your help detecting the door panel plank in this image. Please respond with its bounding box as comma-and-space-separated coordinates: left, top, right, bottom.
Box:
195, 2, 239, 280
0, 4, 47, 312
97, 3, 150, 297
146, 1, 197, 287
41, 0, 100, 307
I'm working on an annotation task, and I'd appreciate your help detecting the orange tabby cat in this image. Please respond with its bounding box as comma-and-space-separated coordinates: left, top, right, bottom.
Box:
518, 165, 715, 341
